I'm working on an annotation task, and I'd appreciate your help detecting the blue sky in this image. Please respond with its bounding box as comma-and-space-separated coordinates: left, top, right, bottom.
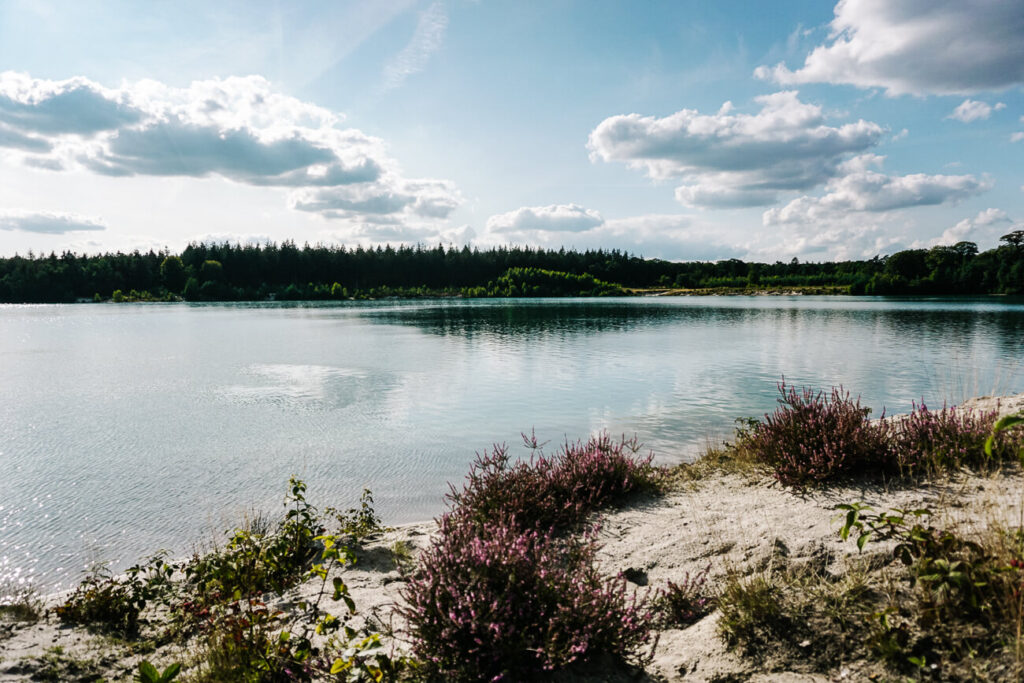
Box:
1, 0, 1022, 261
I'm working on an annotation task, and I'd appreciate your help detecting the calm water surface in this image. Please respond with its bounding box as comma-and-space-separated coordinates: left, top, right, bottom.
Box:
2, 296, 1023, 593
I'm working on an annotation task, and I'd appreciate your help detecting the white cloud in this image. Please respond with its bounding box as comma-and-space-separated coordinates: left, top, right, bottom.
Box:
289, 177, 461, 220
486, 204, 604, 233
381, 1, 448, 92
930, 208, 1012, 247
588, 91, 884, 208
598, 214, 744, 260
764, 157, 990, 225
0, 72, 461, 241
1012, 132, 1024, 143
0, 209, 105, 234
755, 0, 1024, 95
479, 208, 743, 260
748, 222, 900, 262
947, 99, 999, 123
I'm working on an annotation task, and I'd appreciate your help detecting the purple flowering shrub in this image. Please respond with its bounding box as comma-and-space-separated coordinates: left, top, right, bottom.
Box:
741, 382, 1024, 487
401, 433, 659, 680
890, 402, 1003, 473
401, 514, 652, 681
446, 433, 660, 533
740, 382, 890, 487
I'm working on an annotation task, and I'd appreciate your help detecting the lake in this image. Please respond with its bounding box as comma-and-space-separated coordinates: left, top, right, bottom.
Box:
2, 296, 1023, 594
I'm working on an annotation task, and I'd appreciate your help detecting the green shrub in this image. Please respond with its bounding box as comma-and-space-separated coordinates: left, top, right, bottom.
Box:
716, 573, 788, 652
52, 553, 174, 636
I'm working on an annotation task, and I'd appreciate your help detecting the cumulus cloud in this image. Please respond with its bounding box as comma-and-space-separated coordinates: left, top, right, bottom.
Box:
764, 156, 990, 225
755, 0, 1024, 96
479, 207, 742, 260
0, 74, 141, 134
0, 209, 105, 234
290, 178, 461, 220
930, 208, 1012, 247
0, 124, 51, 152
753, 223, 901, 262
381, 1, 448, 92
588, 91, 884, 208
599, 214, 744, 260
486, 204, 604, 233
947, 99, 1003, 123
0, 71, 461, 240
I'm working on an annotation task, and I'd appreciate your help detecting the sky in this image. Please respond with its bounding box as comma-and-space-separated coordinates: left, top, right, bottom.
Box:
1, 0, 1023, 262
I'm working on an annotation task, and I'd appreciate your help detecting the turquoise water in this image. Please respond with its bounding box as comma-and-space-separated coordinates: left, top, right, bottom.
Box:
1, 296, 1023, 592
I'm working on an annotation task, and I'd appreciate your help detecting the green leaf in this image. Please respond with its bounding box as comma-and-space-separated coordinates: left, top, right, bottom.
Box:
160, 663, 181, 682
330, 658, 350, 675
857, 532, 871, 551
986, 414, 1024, 457
137, 661, 159, 683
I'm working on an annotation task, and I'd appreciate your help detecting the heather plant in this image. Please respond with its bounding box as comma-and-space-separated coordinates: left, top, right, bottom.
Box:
656, 564, 713, 627
890, 401, 1006, 474
738, 382, 1024, 488
739, 381, 890, 487
401, 514, 652, 681
402, 431, 660, 680
447, 432, 659, 534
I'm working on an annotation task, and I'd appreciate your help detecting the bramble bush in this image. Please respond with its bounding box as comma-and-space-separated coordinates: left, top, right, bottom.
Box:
402, 432, 660, 680
838, 502, 1024, 676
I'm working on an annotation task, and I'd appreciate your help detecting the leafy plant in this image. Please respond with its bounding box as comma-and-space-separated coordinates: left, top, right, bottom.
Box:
837, 501, 1024, 674
985, 411, 1024, 463
186, 481, 410, 682
52, 552, 174, 636
182, 476, 324, 611
326, 488, 389, 548
136, 660, 181, 683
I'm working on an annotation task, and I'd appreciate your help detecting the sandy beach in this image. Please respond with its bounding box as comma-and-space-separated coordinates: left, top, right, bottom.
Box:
2, 394, 1023, 681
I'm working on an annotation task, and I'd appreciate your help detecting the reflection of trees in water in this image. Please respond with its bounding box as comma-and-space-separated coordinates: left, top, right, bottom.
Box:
871, 308, 1024, 357
362, 301, 761, 340
362, 301, 1024, 358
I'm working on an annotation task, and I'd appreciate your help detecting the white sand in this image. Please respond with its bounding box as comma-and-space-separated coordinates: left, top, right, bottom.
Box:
2, 394, 1022, 681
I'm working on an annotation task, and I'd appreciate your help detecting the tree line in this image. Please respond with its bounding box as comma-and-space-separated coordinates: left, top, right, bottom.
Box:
1, 232, 1022, 303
